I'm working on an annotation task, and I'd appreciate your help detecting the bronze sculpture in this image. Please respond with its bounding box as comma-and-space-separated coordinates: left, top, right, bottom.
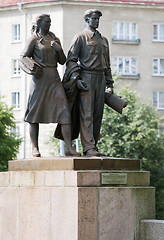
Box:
20, 14, 80, 157
55, 9, 115, 157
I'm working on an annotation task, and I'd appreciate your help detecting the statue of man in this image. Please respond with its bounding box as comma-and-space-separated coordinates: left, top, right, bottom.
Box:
55, 9, 114, 157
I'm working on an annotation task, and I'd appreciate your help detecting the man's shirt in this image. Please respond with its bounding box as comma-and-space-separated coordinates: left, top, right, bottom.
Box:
66, 28, 113, 86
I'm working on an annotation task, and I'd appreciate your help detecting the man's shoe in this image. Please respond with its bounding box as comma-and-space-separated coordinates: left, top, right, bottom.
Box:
85, 148, 102, 157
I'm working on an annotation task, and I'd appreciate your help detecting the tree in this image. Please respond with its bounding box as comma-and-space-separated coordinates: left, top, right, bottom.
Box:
0, 98, 22, 171
98, 85, 164, 219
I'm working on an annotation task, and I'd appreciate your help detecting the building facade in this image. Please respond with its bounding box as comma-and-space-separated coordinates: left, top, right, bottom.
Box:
0, 0, 164, 158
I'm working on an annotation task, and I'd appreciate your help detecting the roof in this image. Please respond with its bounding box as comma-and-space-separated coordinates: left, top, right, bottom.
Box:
0, 0, 164, 8
0, 0, 50, 7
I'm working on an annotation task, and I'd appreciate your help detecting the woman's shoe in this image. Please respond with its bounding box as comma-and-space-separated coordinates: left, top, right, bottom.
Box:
32, 148, 41, 157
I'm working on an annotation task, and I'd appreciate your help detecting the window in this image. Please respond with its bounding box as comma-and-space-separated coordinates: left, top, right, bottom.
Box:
12, 24, 20, 42
12, 59, 20, 77
153, 92, 164, 109
112, 57, 138, 76
153, 58, 164, 76
11, 125, 20, 138
112, 22, 138, 41
153, 24, 164, 41
12, 92, 20, 109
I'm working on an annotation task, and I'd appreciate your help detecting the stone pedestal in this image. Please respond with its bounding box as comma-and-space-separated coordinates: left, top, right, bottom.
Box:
140, 220, 164, 240
0, 157, 155, 240
8, 156, 140, 171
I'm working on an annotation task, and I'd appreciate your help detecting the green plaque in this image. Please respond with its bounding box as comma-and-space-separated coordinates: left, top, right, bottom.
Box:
101, 173, 127, 185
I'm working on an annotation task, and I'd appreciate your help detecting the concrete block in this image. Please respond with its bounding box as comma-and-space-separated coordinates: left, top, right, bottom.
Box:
77, 171, 100, 186
8, 157, 102, 171
18, 187, 51, 240
51, 187, 78, 240
135, 187, 156, 240
44, 171, 64, 186
0, 170, 150, 188
0, 184, 155, 240
102, 157, 140, 170
8, 157, 140, 171
8, 171, 45, 187
126, 171, 150, 186
9, 157, 75, 171
0, 188, 18, 240
33, 171, 45, 186
140, 219, 164, 240
98, 187, 155, 240
10, 171, 35, 187
0, 172, 10, 186
99, 188, 135, 240
74, 158, 101, 170
0, 162, 155, 240
78, 188, 98, 240
64, 170, 77, 186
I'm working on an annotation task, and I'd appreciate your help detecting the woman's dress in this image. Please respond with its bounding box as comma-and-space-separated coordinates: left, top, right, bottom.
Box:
21, 32, 71, 124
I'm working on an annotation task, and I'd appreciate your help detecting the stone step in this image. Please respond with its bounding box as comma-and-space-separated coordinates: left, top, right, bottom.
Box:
8, 156, 140, 171
0, 170, 150, 187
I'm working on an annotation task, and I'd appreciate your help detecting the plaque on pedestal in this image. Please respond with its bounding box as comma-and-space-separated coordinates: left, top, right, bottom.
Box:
101, 172, 127, 185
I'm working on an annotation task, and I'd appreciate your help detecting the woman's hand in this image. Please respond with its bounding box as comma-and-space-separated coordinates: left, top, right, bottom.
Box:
51, 41, 62, 52
31, 65, 43, 78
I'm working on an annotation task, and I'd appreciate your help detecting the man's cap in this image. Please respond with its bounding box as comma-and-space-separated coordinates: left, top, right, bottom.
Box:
84, 9, 102, 20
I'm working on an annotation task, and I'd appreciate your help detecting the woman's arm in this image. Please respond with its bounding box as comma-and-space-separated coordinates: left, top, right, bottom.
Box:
19, 36, 42, 76
51, 37, 66, 65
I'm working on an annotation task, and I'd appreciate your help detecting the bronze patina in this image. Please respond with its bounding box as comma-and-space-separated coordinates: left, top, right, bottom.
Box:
20, 14, 80, 157
55, 9, 117, 157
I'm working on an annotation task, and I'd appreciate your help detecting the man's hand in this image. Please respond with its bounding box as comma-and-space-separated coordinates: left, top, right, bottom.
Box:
105, 86, 114, 95
77, 80, 88, 91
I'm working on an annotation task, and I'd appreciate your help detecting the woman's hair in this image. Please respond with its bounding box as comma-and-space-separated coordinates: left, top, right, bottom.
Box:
31, 14, 51, 34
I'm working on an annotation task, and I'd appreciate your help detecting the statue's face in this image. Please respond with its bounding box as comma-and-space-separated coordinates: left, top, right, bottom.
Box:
87, 13, 100, 30
39, 17, 51, 32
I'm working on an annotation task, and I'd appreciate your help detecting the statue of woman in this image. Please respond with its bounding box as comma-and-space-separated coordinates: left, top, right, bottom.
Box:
20, 14, 80, 157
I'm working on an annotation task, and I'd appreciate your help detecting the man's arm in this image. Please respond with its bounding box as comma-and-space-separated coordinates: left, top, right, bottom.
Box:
104, 38, 114, 90
65, 34, 82, 79
64, 34, 88, 92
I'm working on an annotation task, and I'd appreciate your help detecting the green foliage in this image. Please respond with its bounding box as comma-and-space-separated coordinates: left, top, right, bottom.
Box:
47, 132, 60, 156
0, 98, 22, 171
48, 134, 83, 156
98, 85, 164, 219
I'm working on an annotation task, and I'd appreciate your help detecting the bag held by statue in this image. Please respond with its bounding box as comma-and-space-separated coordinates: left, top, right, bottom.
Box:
105, 92, 128, 114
